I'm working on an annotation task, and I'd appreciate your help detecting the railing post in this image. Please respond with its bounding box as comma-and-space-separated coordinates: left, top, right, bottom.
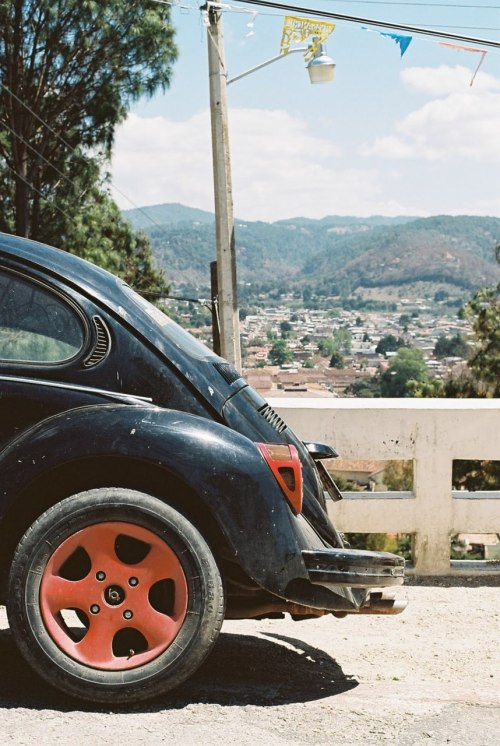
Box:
413, 432, 453, 574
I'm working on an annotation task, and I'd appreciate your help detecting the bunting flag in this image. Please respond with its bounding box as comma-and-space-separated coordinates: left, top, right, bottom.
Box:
439, 42, 487, 86
280, 16, 335, 61
380, 32, 413, 57
245, 11, 258, 38
362, 27, 412, 57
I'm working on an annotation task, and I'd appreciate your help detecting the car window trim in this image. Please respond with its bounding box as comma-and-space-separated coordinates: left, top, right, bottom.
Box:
0, 265, 90, 368
0, 373, 153, 404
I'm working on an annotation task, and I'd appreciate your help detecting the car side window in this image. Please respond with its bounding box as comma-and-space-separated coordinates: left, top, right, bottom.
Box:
0, 269, 85, 364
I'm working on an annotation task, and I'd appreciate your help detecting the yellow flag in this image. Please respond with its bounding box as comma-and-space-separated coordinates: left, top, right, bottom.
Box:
280, 16, 335, 60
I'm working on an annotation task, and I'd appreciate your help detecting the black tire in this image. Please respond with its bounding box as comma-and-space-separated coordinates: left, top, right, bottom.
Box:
7, 488, 225, 704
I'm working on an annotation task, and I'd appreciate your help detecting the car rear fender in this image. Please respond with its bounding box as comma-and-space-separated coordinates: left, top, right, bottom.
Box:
0, 403, 308, 594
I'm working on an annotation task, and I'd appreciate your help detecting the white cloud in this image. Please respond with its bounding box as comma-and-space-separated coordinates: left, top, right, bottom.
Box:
400, 64, 500, 96
362, 65, 500, 163
112, 109, 404, 221
111, 112, 213, 212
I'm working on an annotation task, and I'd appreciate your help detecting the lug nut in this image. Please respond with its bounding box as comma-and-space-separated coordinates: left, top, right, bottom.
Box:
123, 610, 133, 620
128, 577, 139, 587
90, 604, 100, 614
96, 571, 106, 581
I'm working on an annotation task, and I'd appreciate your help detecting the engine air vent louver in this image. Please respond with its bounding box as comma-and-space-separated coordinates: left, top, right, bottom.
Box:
213, 361, 242, 385
258, 404, 287, 434
83, 316, 111, 368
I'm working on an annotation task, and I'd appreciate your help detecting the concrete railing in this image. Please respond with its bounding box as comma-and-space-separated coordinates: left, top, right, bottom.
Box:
270, 398, 500, 576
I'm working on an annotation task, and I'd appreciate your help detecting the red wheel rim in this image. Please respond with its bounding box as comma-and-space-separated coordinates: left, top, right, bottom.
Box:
39, 522, 188, 671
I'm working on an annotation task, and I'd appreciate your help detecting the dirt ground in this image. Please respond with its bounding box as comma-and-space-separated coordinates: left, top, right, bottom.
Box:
0, 583, 498, 745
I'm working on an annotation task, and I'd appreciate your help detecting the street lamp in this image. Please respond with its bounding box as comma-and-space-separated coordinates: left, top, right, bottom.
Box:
227, 40, 335, 86
206, 7, 335, 370
306, 43, 336, 84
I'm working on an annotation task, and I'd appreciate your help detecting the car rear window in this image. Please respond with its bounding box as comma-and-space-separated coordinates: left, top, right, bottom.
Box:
0, 270, 85, 364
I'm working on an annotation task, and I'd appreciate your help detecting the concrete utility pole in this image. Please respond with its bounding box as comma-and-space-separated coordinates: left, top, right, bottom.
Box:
206, 4, 241, 371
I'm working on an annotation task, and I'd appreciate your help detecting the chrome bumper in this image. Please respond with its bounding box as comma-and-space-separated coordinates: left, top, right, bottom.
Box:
302, 548, 405, 589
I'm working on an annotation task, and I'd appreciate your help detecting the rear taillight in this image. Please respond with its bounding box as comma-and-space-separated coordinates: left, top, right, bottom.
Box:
257, 443, 303, 514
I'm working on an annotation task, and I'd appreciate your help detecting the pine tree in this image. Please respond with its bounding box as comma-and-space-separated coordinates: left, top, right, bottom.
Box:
0, 1, 177, 293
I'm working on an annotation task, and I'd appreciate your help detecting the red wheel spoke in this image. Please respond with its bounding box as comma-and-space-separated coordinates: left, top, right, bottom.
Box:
78, 523, 121, 573
75, 613, 123, 667
46, 531, 86, 571
41, 573, 94, 615
135, 542, 187, 589
135, 604, 180, 650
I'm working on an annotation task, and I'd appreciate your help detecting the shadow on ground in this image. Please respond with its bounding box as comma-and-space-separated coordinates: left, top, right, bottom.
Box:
0, 628, 357, 712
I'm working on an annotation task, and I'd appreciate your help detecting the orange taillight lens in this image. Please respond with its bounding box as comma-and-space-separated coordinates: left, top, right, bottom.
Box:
257, 443, 303, 514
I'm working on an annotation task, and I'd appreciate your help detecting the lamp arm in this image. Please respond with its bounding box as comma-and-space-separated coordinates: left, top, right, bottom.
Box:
227, 47, 308, 85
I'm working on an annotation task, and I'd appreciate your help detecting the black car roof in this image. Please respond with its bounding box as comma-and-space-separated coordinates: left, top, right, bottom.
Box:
0, 232, 118, 298
0, 232, 229, 411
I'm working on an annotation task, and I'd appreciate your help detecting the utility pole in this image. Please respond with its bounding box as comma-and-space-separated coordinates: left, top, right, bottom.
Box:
206, 4, 241, 371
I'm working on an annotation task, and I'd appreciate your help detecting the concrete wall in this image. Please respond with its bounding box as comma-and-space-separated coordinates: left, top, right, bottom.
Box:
270, 398, 500, 575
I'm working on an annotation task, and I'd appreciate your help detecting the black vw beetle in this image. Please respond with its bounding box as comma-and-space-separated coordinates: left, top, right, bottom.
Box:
0, 232, 405, 703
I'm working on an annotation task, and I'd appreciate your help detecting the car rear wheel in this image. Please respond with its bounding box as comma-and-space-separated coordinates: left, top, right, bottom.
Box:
7, 488, 224, 703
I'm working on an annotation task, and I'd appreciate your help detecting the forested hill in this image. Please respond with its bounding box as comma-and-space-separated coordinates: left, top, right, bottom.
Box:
124, 202, 215, 229
123, 205, 500, 293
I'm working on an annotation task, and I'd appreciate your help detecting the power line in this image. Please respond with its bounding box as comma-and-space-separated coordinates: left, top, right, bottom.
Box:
1, 118, 78, 190
312, 1, 500, 8
227, 0, 500, 48
220, 1, 500, 31
2, 161, 76, 225
0, 79, 179, 238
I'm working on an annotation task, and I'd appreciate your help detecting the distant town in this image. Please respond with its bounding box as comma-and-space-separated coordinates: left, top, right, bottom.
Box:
169, 291, 472, 398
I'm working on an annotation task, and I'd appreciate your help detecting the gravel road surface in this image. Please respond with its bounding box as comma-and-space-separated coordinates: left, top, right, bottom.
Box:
0, 584, 498, 745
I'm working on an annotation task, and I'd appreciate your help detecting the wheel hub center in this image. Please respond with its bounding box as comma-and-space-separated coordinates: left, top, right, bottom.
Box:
105, 584, 125, 606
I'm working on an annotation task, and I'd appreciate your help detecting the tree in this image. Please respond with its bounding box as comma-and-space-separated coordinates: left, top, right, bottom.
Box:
434, 334, 468, 359
43, 160, 168, 295
249, 336, 266, 347
346, 377, 381, 398
318, 337, 336, 358
345, 533, 398, 554
375, 334, 406, 356
452, 459, 500, 491
302, 286, 312, 303
269, 339, 293, 366
329, 350, 344, 369
384, 460, 413, 491
444, 244, 499, 397
464, 282, 500, 396
332, 327, 351, 354
318, 328, 351, 358
280, 320, 292, 338
434, 289, 449, 302
0, 1, 176, 291
380, 347, 430, 397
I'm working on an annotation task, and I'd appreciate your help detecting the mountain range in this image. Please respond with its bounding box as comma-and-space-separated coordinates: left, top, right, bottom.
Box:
123, 204, 500, 296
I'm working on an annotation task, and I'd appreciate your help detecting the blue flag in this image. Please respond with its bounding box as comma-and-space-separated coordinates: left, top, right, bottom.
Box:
380, 32, 413, 57
362, 27, 413, 57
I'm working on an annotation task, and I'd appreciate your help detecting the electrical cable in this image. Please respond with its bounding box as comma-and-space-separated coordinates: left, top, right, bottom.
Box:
302, 2, 500, 8
217, 1, 500, 31
0, 79, 176, 238
0, 118, 80, 191
1, 161, 76, 225
226, 0, 500, 47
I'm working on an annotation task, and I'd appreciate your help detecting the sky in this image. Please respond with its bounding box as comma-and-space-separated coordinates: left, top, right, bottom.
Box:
111, 1, 500, 223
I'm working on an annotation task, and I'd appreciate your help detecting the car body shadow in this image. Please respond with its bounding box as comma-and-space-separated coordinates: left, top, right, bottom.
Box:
0, 628, 358, 712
